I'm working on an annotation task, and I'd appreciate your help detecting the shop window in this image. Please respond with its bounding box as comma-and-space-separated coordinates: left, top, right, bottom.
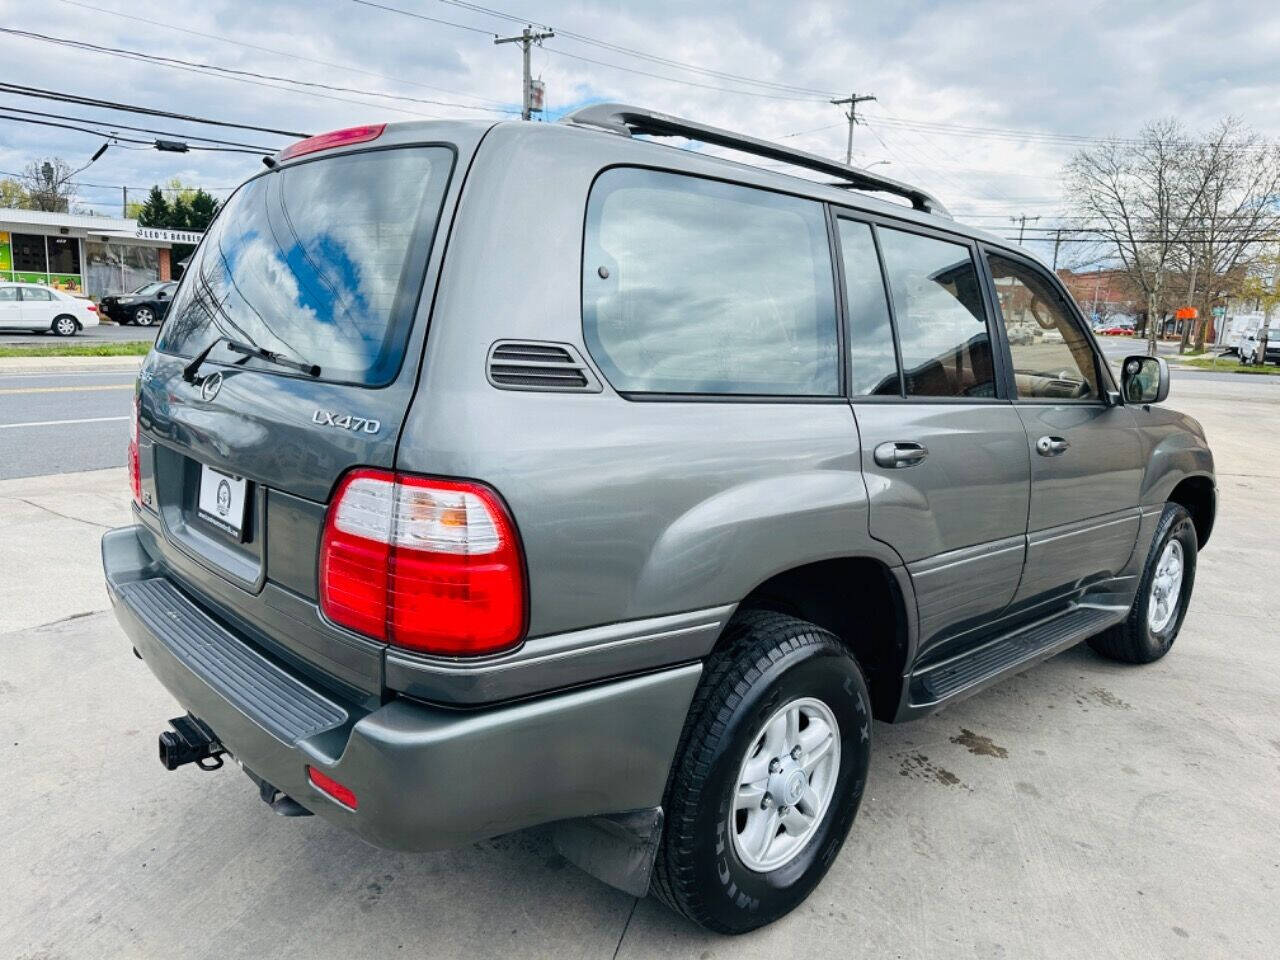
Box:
11, 234, 47, 273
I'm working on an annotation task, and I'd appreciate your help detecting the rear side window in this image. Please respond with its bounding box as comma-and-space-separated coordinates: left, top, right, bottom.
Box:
583, 168, 839, 396
876, 228, 995, 399
157, 146, 453, 385
21, 287, 53, 301
836, 219, 898, 396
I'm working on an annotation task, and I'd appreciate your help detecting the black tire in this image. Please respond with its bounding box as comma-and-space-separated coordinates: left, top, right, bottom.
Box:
133, 306, 156, 326
51, 315, 79, 337
1089, 503, 1197, 664
651, 610, 871, 933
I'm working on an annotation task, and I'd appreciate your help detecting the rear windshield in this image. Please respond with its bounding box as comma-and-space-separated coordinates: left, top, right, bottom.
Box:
156, 145, 454, 385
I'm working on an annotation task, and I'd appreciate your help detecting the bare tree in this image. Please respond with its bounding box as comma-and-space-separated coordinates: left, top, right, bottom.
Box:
18, 157, 76, 212
1175, 119, 1280, 352
1066, 119, 1220, 355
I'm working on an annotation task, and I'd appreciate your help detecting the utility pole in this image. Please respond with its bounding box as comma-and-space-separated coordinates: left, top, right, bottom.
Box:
1052, 227, 1063, 270
830, 93, 876, 166
495, 26, 554, 121
1010, 214, 1040, 245
122, 185, 128, 219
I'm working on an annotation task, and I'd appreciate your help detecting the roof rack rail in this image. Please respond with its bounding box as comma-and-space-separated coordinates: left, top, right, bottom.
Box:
560, 102, 948, 217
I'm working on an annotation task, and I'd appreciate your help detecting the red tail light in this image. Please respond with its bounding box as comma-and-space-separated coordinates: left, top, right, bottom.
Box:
128, 393, 141, 506
319, 469, 526, 656
279, 124, 385, 161
86, 303, 98, 311
307, 766, 358, 809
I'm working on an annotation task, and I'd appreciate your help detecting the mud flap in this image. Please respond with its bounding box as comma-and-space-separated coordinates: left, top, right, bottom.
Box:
552, 807, 664, 898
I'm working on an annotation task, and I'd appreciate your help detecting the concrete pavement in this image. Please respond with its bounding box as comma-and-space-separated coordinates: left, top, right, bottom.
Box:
1, 376, 1278, 959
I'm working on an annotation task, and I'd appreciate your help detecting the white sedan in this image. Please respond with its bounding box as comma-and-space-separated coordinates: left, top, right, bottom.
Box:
0, 282, 100, 336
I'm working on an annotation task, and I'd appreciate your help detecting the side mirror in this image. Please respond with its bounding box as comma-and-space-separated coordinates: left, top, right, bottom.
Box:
1122, 355, 1169, 404
158, 290, 169, 299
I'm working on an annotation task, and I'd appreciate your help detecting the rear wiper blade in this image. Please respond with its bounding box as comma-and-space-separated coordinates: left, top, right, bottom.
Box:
182, 336, 320, 382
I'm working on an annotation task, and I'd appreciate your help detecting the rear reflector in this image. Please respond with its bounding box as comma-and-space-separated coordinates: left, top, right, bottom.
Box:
128, 393, 141, 506
279, 124, 386, 161
307, 766, 358, 809
319, 469, 526, 656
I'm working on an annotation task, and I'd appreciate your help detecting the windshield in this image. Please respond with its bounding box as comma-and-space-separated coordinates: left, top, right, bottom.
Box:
156, 145, 454, 385
131, 282, 165, 296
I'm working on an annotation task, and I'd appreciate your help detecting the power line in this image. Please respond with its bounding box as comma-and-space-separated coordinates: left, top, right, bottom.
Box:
0, 112, 267, 153
538, 46, 826, 101
0, 169, 237, 193
0, 82, 308, 138
432, 0, 837, 95
351, 0, 498, 36
358, 0, 831, 101
0, 27, 514, 116
50, 0, 510, 109
0, 103, 275, 150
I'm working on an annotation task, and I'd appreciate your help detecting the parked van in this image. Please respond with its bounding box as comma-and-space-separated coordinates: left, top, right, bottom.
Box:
104, 106, 1215, 933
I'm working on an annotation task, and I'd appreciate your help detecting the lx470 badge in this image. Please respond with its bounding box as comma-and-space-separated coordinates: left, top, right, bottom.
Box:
312, 410, 381, 434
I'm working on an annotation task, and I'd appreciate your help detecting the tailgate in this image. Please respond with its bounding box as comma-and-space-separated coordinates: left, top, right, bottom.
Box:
131, 129, 475, 702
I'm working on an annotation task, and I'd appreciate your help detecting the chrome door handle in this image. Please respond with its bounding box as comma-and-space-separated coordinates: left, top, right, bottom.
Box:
874, 441, 929, 469
1036, 435, 1070, 456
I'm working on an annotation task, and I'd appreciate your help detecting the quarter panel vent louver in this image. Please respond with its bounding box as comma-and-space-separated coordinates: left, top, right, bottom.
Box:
486, 340, 602, 393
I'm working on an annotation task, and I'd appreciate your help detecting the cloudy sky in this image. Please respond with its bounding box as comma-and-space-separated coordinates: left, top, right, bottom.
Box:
2, 0, 1278, 261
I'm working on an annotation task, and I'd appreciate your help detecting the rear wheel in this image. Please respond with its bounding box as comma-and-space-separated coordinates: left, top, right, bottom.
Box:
51, 315, 79, 337
652, 610, 871, 933
1089, 502, 1197, 664
132, 306, 156, 326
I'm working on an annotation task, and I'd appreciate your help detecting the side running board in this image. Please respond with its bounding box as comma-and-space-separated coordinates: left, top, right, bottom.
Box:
909, 606, 1121, 707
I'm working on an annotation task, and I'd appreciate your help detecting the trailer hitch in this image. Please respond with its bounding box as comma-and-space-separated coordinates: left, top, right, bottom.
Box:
158, 714, 225, 771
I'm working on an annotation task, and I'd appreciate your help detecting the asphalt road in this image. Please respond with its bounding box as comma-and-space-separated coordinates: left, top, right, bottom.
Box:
0, 367, 136, 479
1, 373, 1278, 958
0, 322, 159, 346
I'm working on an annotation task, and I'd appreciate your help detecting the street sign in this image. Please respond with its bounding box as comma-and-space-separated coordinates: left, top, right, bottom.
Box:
1175, 307, 1198, 320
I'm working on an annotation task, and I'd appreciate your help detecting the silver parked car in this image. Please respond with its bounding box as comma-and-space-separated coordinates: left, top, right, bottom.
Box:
103, 105, 1215, 933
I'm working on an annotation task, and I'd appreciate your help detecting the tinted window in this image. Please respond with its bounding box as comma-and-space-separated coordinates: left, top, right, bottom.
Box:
47, 236, 80, 274
583, 168, 839, 396
989, 255, 1099, 400
11, 234, 46, 273
132, 282, 165, 296
877, 228, 995, 398
837, 219, 898, 396
157, 146, 453, 385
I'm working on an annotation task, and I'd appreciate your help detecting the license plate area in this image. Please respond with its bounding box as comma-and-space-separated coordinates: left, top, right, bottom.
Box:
198, 465, 249, 541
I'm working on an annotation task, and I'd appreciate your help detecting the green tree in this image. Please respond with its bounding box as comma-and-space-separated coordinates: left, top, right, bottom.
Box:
0, 177, 28, 208
136, 186, 170, 227
187, 189, 219, 231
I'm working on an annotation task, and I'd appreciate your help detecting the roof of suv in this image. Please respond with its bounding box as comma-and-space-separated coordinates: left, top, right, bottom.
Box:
270, 109, 1036, 270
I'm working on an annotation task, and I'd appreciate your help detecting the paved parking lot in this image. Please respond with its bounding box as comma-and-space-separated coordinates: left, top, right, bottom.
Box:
2, 373, 1277, 959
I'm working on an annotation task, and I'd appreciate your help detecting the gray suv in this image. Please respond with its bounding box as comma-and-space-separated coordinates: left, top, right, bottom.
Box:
103, 105, 1215, 933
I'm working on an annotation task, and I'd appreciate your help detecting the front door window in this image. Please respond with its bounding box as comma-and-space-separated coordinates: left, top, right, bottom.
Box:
988, 255, 1100, 401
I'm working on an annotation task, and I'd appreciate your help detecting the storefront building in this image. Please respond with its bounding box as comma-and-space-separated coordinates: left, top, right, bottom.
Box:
0, 208, 203, 299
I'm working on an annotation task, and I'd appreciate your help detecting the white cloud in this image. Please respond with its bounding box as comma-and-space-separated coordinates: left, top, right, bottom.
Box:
1, 0, 1276, 261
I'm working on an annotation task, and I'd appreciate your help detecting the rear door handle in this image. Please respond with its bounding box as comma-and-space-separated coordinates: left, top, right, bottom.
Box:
1036, 435, 1070, 457
873, 441, 929, 469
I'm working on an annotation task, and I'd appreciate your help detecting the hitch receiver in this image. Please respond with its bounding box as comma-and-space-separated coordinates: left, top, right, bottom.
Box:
158, 714, 225, 771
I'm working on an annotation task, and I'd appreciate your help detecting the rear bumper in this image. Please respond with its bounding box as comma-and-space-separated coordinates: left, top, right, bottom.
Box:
102, 524, 700, 851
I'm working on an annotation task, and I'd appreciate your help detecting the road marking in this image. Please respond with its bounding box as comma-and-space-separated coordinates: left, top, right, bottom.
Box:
0, 416, 130, 429
0, 384, 133, 395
